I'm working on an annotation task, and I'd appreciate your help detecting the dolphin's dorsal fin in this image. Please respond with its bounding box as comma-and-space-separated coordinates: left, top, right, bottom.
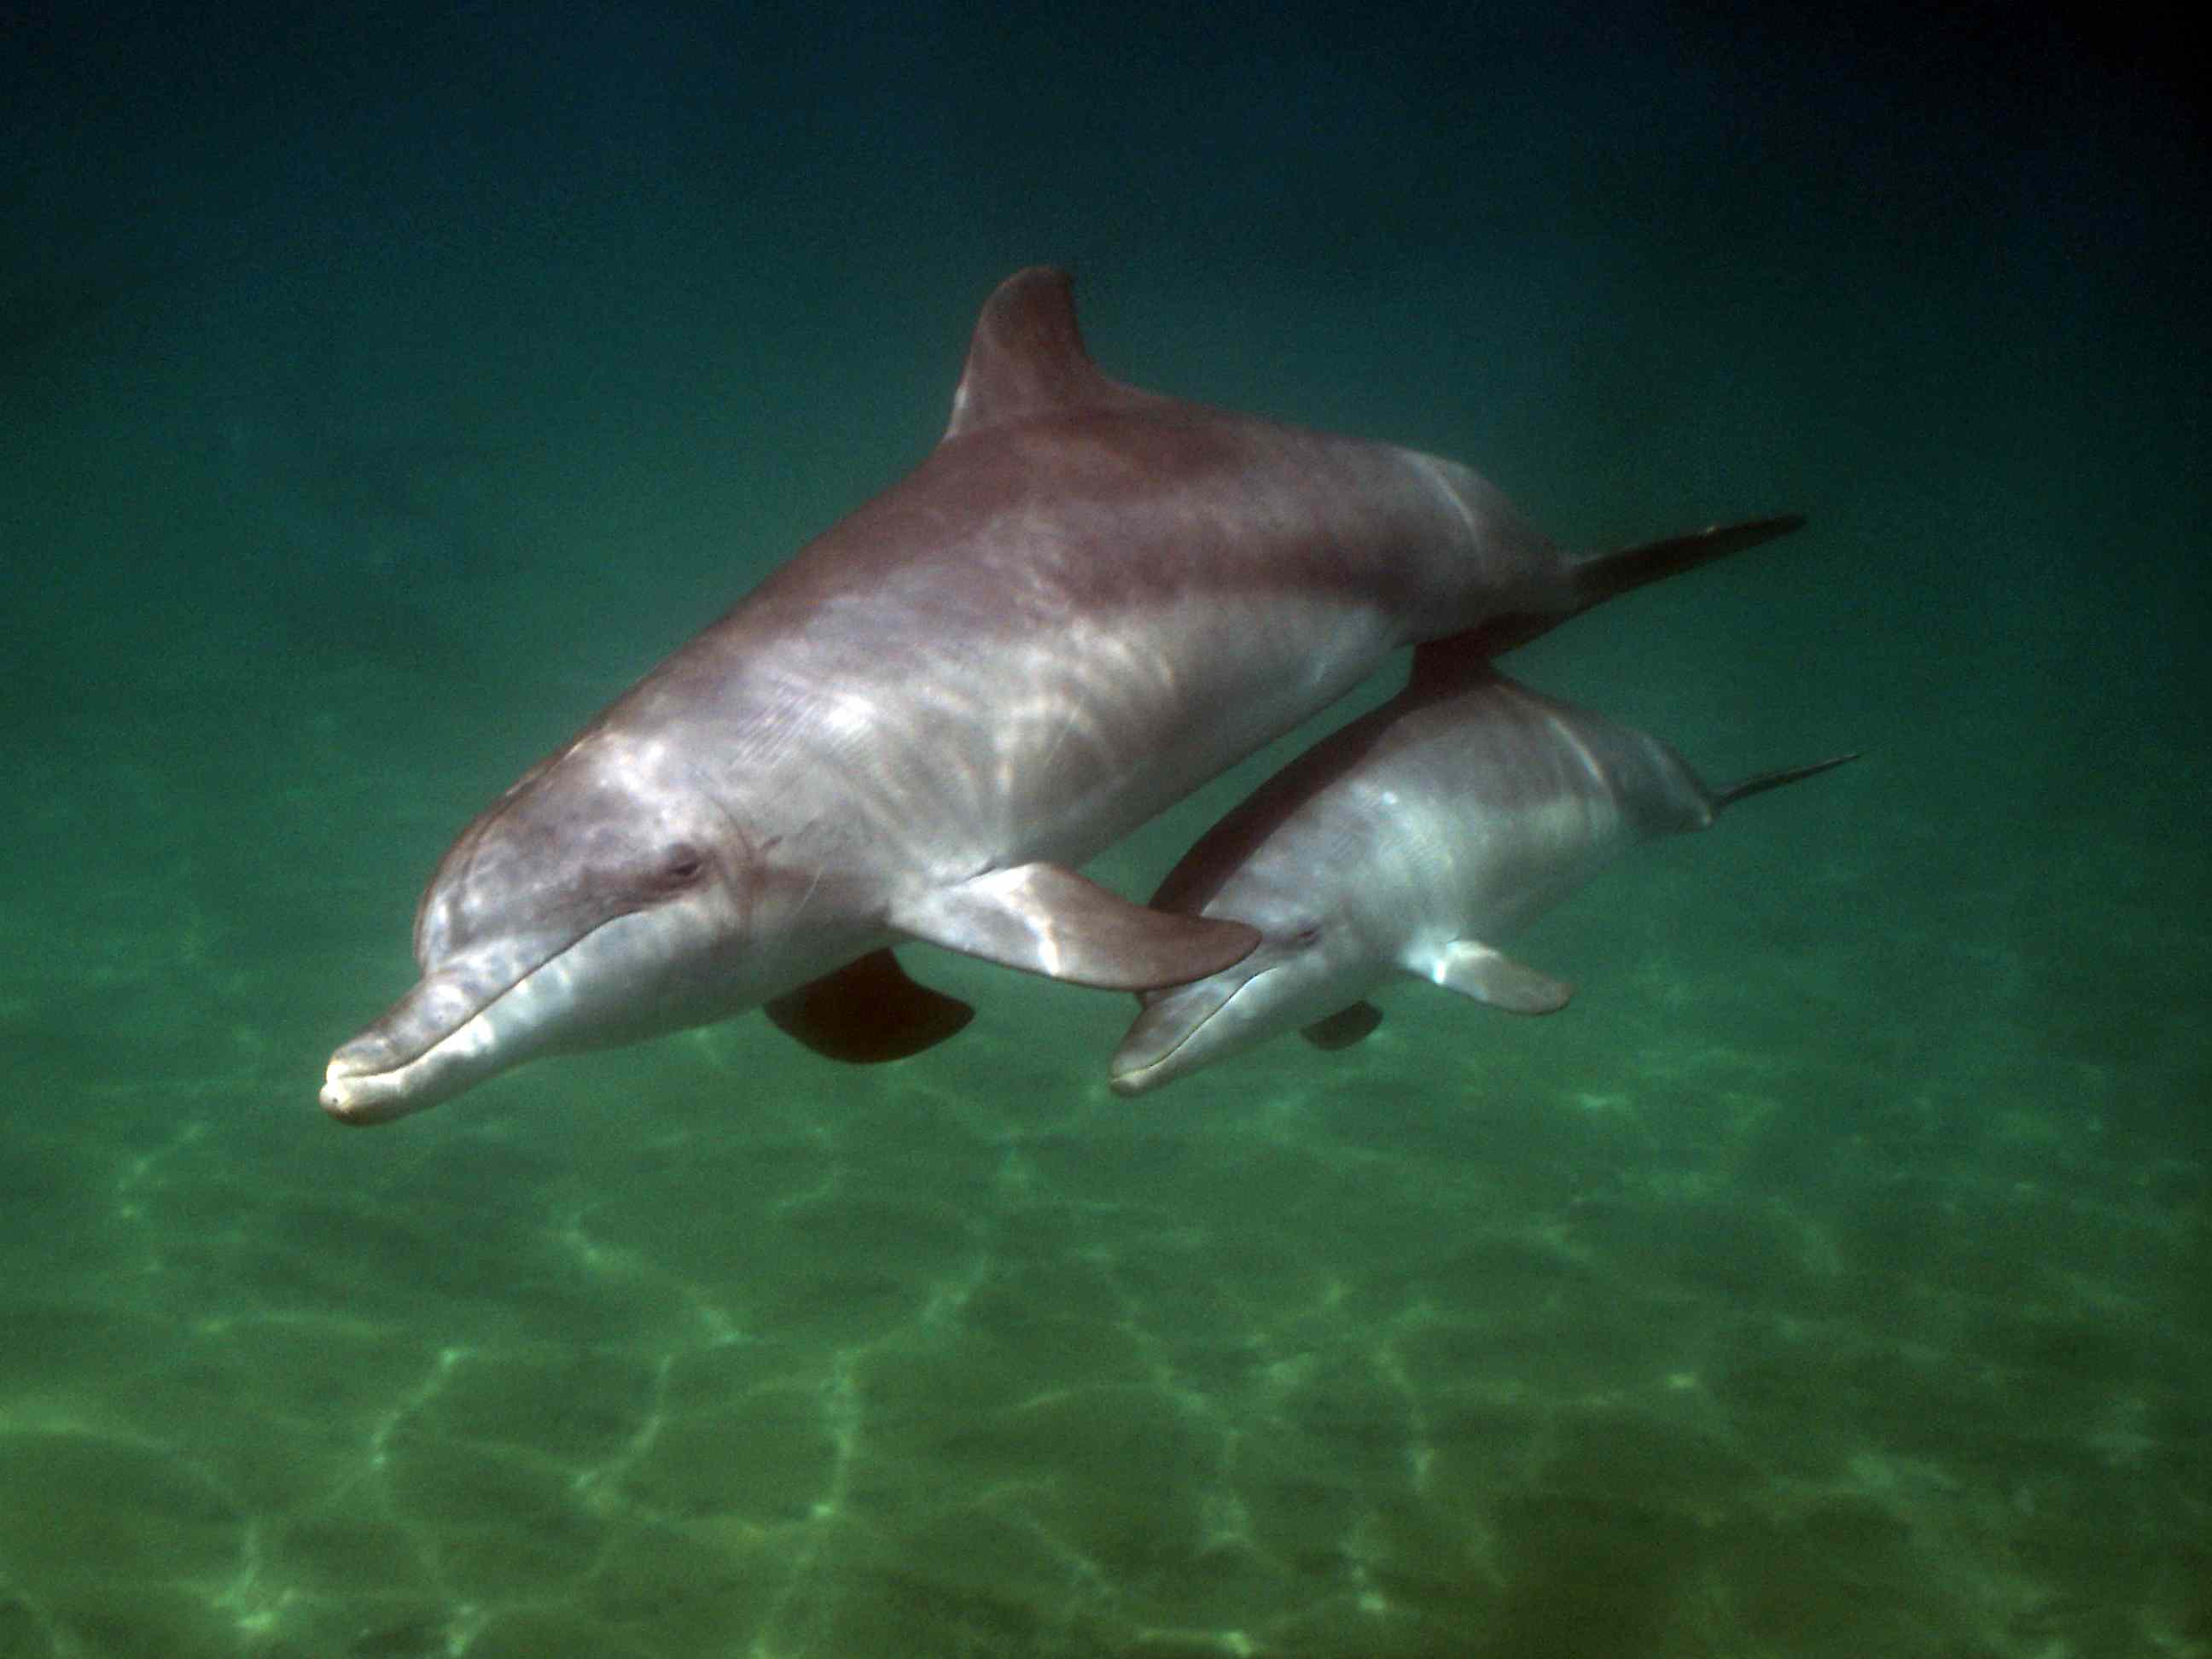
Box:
942, 267, 1148, 441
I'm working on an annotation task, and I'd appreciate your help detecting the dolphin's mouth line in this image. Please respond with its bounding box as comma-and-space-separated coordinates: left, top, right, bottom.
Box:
1111, 959, 1272, 1085
333, 949, 560, 1080
319, 954, 570, 1126
325, 911, 643, 1090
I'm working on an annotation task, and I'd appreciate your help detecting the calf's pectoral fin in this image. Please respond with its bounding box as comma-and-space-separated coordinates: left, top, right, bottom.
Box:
1418, 940, 1574, 1014
765, 949, 976, 1063
1301, 1001, 1385, 1050
893, 862, 1261, 991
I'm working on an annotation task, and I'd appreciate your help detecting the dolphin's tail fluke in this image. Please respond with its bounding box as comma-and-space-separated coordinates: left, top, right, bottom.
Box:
1457, 513, 1807, 657
1567, 513, 1807, 616
1715, 750, 1860, 809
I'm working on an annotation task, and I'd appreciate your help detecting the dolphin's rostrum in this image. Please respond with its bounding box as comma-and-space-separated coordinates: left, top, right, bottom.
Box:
323, 268, 1800, 1122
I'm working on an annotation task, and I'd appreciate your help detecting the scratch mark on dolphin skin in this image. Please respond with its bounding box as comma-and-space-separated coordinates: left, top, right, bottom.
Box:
789, 854, 825, 927
1412, 452, 1478, 544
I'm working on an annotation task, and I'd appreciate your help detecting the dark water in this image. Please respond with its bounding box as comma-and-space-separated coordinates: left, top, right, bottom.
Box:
4, 3, 2205, 1655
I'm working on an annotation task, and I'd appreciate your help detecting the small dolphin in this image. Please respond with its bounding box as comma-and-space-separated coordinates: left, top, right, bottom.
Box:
322, 267, 1803, 1123
1109, 658, 1855, 1093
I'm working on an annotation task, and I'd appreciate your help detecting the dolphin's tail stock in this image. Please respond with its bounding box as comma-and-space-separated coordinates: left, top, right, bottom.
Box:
1714, 750, 1860, 809
1462, 514, 1807, 657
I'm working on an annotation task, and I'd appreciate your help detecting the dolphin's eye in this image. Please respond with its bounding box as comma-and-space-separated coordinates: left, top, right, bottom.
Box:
651, 845, 707, 890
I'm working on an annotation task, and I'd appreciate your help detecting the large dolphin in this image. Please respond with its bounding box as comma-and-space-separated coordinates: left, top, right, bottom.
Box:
322, 266, 1802, 1123
1109, 657, 1855, 1093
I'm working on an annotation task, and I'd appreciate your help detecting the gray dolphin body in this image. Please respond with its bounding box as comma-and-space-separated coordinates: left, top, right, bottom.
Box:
322, 267, 1802, 1123
1109, 661, 1855, 1094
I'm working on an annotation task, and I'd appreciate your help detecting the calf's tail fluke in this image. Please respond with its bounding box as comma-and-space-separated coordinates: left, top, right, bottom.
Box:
1716, 750, 1860, 809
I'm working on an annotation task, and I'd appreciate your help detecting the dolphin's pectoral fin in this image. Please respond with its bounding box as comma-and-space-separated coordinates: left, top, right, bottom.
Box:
1301, 1001, 1385, 1050
764, 949, 975, 1064
1421, 940, 1574, 1015
893, 862, 1261, 991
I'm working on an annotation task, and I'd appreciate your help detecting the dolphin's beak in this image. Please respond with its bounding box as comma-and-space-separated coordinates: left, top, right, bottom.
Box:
320, 1028, 460, 1125
319, 968, 506, 1125
320, 1049, 433, 1125
1107, 974, 1245, 1096
322, 1018, 518, 1124
319, 911, 673, 1123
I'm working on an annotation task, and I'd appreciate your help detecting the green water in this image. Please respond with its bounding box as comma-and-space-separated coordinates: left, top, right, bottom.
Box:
4, 3, 2204, 1655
